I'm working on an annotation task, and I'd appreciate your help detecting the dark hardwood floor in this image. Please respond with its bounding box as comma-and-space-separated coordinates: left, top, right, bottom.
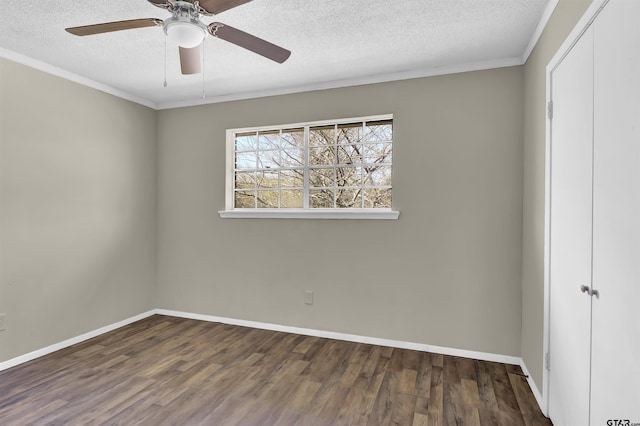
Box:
0, 315, 552, 425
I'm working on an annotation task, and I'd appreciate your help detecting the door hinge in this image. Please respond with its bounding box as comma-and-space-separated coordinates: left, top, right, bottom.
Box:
547, 101, 553, 119
545, 352, 551, 371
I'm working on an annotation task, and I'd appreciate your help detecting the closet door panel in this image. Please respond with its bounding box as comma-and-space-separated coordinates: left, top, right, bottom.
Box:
591, 0, 640, 423
548, 26, 594, 426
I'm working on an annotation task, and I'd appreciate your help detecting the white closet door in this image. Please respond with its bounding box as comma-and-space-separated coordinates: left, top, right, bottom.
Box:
591, 0, 640, 423
548, 26, 594, 426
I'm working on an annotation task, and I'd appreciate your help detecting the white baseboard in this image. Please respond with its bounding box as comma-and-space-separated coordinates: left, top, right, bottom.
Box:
0, 310, 156, 372
520, 359, 547, 415
156, 309, 522, 366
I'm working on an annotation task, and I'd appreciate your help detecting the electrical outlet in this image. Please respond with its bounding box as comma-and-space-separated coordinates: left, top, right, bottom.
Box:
304, 290, 313, 305
0, 313, 6, 331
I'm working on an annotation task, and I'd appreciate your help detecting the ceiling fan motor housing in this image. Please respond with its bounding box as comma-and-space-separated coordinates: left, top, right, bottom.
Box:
163, 1, 207, 48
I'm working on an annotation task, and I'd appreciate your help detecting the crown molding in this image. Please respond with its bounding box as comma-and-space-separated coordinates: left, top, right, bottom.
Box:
521, 0, 559, 63
0, 48, 157, 110
156, 57, 524, 110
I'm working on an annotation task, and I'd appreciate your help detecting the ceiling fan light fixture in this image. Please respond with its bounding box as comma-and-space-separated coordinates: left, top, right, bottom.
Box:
164, 19, 206, 48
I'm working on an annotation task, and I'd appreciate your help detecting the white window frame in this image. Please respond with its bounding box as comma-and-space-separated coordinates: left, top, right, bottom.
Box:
219, 114, 400, 219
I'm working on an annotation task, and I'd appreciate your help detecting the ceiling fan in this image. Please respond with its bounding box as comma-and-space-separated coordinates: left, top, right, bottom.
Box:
65, 0, 291, 75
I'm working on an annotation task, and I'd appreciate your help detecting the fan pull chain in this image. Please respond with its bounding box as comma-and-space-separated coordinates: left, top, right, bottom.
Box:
201, 43, 206, 99
163, 34, 168, 88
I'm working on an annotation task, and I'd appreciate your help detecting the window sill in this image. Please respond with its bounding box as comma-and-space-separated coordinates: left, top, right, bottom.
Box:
218, 209, 400, 220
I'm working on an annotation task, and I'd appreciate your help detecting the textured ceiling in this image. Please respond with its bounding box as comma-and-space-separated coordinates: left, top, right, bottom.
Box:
0, 0, 553, 109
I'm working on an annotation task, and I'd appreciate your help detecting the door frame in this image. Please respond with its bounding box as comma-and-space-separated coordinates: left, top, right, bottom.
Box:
543, 0, 608, 417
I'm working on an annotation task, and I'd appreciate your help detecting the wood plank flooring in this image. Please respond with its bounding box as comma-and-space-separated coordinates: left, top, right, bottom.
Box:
0, 315, 552, 425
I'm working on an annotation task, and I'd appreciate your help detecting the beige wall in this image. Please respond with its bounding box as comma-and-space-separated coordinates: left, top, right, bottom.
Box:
157, 66, 525, 357
0, 58, 157, 362
521, 0, 592, 390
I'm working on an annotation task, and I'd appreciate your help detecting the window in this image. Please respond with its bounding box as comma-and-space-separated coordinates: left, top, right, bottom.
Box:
220, 115, 399, 219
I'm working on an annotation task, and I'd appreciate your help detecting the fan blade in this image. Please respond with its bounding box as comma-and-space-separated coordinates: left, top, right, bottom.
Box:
208, 22, 291, 63
179, 46, 202, 74
66, 19, 163, 36
147, 0, 172, 10
198, 0, 252, 15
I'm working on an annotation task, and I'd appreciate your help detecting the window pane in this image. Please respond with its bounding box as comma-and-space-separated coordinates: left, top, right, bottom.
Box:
337, 123, 363, 145
257, 150, 280, 169
281, 169, 304, 188
364, 188, 392, 208
310, 125, 335, 146
365, 120, 393, 142
256, 170, 278, 189
281, 128, 304, 150
310, 146, 336, 166
236, 151, 256, 169
337, 144, 362, 165
336, 166, 362, 187
234, 190, 255, 208
363, 143, 392, 164
257, 190, 278, 208
336, 188, 362, 208
235, 171, 255, 189
364, 166, 392, 187
235, 132, 257, 151
280, 190, 303, 208
369, 166, 391, 186
258, 130, 280, 151
281, 148, 304, 167
309, 168, 334, 188
310, 189, 334, 208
